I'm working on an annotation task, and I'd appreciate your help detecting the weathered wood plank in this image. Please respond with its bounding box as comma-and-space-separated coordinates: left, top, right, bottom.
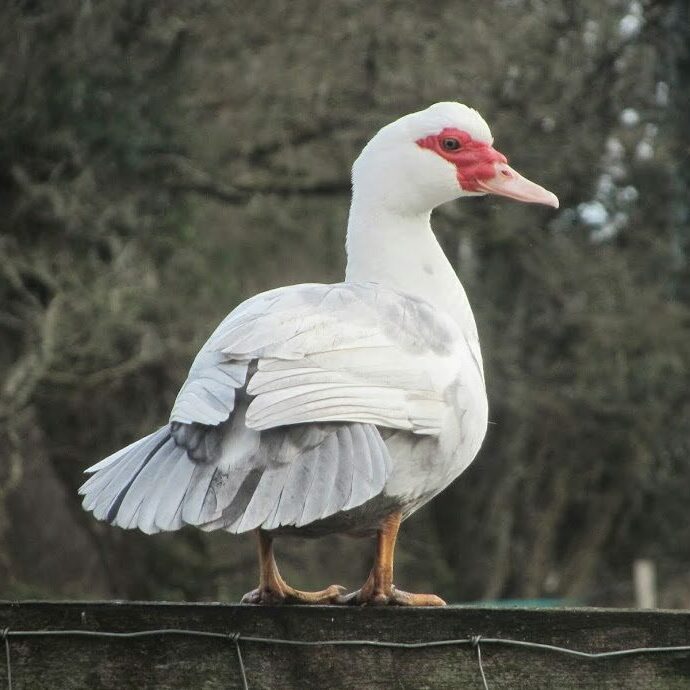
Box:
0, 602, 688, 689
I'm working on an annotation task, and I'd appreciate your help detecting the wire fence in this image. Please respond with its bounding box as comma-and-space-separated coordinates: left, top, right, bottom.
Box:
2, 625, 690, 690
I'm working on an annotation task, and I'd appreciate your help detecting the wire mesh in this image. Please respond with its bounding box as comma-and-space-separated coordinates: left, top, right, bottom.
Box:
1, 624, 689, 690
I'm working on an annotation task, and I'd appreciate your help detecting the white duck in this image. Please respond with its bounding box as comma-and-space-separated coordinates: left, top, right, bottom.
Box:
80, 102, 557, 606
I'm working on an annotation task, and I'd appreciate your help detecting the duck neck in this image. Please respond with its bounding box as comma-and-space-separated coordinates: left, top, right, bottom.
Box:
344, 193, 478, 337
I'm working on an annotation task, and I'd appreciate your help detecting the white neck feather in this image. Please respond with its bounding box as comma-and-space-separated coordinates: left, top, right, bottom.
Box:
344, 192, 478, 339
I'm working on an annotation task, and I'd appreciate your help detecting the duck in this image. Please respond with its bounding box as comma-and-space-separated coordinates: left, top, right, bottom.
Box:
80, 102, 557, 606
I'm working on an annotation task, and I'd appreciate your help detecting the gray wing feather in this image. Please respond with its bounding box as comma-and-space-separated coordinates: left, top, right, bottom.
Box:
323, 429, 356, 518
112, 436, 178, 529
80, 430, 163, 501
195, 420, 391, 534
346, 424, 375, 509
81, 428, 169, 520
80, 426, 204, 535
270, 441, 319, 528
211, 470, 263, 531
150, 446, 196, 532
296, 431, 339, 526
232, 463, 286, 532
186, 406, 263, 527
82, 419, 391, 534
181, 461, 220, 526
364, 424, 390, 492
84, 433, 151, 475
137, 448, 188, 534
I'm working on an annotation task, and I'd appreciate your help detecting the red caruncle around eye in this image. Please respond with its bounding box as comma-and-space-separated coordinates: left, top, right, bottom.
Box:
416, 127, 508, 192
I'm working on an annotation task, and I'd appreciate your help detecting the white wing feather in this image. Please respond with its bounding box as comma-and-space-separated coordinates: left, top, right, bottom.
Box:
172, 282, 465, 435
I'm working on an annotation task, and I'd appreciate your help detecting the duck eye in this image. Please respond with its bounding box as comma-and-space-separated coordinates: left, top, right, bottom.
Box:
441, 137, 461, 152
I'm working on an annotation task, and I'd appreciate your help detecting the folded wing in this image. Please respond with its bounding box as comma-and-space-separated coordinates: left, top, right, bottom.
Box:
172, 282, 460, 436
83, 282, 465, 533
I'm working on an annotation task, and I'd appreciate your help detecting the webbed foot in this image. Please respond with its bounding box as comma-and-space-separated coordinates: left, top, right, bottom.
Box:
339, 579, 445, 606
242, 582, 345, 605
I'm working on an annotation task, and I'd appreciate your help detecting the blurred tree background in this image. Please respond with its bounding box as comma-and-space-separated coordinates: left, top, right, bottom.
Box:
0, 0, 688, 606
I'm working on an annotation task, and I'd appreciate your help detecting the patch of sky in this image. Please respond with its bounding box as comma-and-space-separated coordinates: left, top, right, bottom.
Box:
619, 1, 643, 39
620, 108, 640, 126
578, 200, 608, 226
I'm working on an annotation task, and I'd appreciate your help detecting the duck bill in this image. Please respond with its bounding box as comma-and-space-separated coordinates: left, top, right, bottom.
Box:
476, 163, 559, 208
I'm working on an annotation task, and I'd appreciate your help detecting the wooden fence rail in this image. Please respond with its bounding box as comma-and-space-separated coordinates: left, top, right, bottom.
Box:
0, 602, 688, 689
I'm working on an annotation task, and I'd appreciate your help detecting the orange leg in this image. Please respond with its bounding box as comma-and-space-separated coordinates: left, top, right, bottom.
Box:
343, 511, 446, 606
241, 530, 345, 605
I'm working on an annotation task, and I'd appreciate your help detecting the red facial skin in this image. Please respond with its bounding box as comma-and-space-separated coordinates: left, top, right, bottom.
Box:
416, 127, 508, 192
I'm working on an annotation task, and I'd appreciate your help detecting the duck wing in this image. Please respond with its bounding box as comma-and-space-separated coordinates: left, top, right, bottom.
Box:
81, 282, 471, 534
174, 282, 462, 435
